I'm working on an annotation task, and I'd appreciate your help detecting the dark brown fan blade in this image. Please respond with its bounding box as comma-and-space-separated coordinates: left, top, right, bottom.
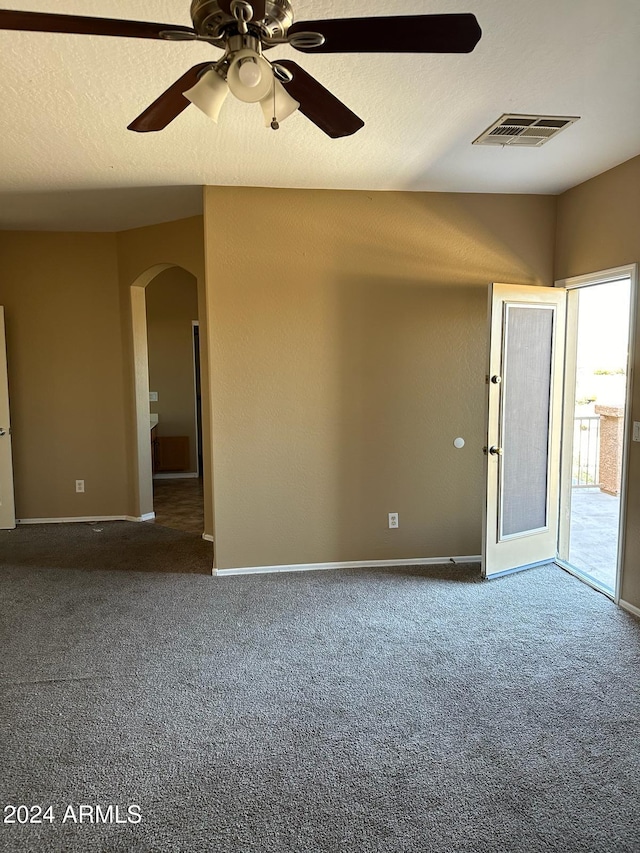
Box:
217, 1, 267, 22
128, 64, 213, 133
288, 14, 481, 54
0, 9, 195, 40
275, 60, 363, 139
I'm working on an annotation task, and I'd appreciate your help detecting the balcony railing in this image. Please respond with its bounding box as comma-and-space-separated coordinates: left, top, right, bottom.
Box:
573, 416, 601, 488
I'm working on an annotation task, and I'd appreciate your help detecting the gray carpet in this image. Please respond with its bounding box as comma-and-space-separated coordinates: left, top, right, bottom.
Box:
0, 545, 639, 852
0, 520, 213, 574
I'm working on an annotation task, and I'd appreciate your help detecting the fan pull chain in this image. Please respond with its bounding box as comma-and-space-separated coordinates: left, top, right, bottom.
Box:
270, 73, 279, 130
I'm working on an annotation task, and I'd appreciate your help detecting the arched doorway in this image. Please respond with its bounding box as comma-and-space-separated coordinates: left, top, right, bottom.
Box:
130, 264, 212, 545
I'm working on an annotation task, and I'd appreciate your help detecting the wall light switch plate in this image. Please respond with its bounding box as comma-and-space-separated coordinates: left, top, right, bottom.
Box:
633, 422, 640, 442
149, 391, 158, 402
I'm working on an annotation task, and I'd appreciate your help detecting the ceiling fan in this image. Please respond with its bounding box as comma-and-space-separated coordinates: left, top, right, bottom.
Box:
0, 1, 482, 138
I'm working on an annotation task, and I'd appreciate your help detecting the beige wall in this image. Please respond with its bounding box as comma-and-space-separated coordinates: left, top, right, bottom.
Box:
146, 267, 199, 473
555, 154, 640, 608
116, 216, 205, 286
0, 231, 129, 519
5, 172, 636, 598
0, 216, 211, 531
204, 186, 557, 569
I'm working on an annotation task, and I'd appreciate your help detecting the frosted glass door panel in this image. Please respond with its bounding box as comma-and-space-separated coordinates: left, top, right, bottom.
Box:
500, 305, 554, 539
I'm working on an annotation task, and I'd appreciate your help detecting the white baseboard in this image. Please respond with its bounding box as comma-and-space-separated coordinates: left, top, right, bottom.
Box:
18, 515, 127, 525
134, 513, 156, 522
202, 533, 214, 543
153, 472, 199, 480
214, 555, 481, 577
619, 598, 640, 619
17, 514, 156, 525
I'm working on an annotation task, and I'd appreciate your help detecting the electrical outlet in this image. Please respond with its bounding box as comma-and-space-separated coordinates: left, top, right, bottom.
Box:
75, 480, 85, 493
149, 391, 158, 402
388, 512, 399, 529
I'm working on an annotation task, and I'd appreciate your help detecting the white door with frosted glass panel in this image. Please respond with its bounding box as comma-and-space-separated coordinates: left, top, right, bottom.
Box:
483, 284, 566, 578
0, 307, 16, 529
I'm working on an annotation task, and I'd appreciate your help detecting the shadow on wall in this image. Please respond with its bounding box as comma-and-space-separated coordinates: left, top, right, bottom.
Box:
0, 186, 203, 232
320, 192, 554, 561
259, 188, 556, 293
332, 277, 487, 562
204, 185, 558, 569
407, 191, 557, 287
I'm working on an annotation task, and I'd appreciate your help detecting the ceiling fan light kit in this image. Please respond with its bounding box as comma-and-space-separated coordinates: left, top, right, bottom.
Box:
0, 0, 482, 138
182, 35, 301, 128
183, 67, 229, 122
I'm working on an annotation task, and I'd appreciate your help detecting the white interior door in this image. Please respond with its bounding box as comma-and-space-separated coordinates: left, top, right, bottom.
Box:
0, 307, 16, 530
483, 284, 566, 578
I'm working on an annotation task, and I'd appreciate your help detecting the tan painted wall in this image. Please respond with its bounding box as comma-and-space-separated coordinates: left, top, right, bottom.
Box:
146, 267, 199, 473
204, 186, 557, 569
0, 231, 129, 519
0, 217, 211, 531
116, 216, 205, 286
555, 154, 640, 609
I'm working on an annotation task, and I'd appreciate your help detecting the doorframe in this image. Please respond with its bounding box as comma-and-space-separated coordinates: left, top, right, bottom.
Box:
0, 306, 16, 530
555, 263, 638, 604
192, 320, 201, 478
130, 265, 173, 521
130, 264, 209, 521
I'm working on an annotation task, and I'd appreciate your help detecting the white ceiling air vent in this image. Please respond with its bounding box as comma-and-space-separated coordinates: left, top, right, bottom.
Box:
473, 114, 580, 147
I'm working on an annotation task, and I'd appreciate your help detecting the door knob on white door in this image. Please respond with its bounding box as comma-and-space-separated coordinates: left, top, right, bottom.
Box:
0, 428, 6, 436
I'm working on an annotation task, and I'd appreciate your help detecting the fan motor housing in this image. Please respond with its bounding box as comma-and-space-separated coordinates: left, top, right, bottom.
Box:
190, 0, 294, 39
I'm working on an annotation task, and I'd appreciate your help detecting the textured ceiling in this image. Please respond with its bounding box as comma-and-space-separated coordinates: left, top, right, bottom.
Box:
0, 0, 639, 230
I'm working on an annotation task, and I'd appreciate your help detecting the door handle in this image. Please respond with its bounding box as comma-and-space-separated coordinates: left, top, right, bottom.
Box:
0, 427, 6, 437
489, 445, 502, 456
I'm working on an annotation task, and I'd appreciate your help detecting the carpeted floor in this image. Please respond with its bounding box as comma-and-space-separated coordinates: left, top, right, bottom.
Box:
0, 544, 639, 852
0, 520, 213, 574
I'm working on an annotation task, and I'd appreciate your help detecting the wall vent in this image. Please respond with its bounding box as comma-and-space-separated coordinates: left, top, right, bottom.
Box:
473, 114, 580, 147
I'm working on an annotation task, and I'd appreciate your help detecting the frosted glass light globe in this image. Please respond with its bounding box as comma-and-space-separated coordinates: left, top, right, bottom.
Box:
228, 50, 273, 103
238, 58, 261, 88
